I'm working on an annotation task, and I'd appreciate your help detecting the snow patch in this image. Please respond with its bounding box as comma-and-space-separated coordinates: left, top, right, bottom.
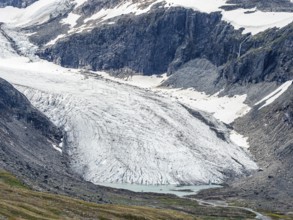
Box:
255, 80, 292, 109
1, 0, 293, 36
73, 0, 88, 7
46, 34, 66, 46
164, 0, 226, 13
153, 88, 250, 124
52, 144, 62, 153
230, 131, 250, 149
222, 9, 293, 35
79, 0, 293, 35
84, 0, 160, 24
93, 72, 250, 124
62, 12, 80, 28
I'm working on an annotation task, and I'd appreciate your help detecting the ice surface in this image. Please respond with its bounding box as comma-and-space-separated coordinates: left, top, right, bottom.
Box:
154, 88, 250, 124
0, 2, 265, 185
0, 28, 258, 185
229, 131, 250, 149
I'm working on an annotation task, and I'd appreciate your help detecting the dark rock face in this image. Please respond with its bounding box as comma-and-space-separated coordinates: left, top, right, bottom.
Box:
221, 24, 293, 85
37, 5, 293, 90
27, 16, 70, 46
39, 8, 244, 75
0, 0, 37, 8
0, 78, 61, 141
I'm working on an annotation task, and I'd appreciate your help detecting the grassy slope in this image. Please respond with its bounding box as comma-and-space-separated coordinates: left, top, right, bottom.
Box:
0, 169, 196, 220
0, 169, 258, 220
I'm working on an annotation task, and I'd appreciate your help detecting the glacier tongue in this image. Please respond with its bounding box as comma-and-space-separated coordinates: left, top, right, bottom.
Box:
0, 16, 258, 186
0, 55, 257, 185
17, 78, 257, 185
0, 26, 257, 184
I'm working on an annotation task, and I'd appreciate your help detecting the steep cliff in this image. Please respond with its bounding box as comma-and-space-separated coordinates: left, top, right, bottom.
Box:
221, 23, 293, 85
39, 8, 245, 75
38, 5, 293, 90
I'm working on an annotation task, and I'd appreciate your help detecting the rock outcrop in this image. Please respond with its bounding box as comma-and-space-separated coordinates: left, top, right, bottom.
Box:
0, 0, 37, 8
221, 24, 293, 85
39, 8, 245, 75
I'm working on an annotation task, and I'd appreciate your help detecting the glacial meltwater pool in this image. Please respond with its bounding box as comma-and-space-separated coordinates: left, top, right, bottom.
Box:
97, 183, 222, 197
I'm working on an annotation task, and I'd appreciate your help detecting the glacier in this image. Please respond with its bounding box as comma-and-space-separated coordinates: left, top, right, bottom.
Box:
0, 22, 258, 185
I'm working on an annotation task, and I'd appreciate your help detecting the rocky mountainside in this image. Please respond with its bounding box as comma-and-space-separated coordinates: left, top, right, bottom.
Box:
0, 0, 293, 215
39, 9, 244, 75
39, 8, 293, 88
32, 0, 293, 91
221, 24, 293, 85
196, 84, 293, 212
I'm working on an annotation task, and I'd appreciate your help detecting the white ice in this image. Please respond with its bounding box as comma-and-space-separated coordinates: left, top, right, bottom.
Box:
154, 88, 251, 124
0, 28, 258, 185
